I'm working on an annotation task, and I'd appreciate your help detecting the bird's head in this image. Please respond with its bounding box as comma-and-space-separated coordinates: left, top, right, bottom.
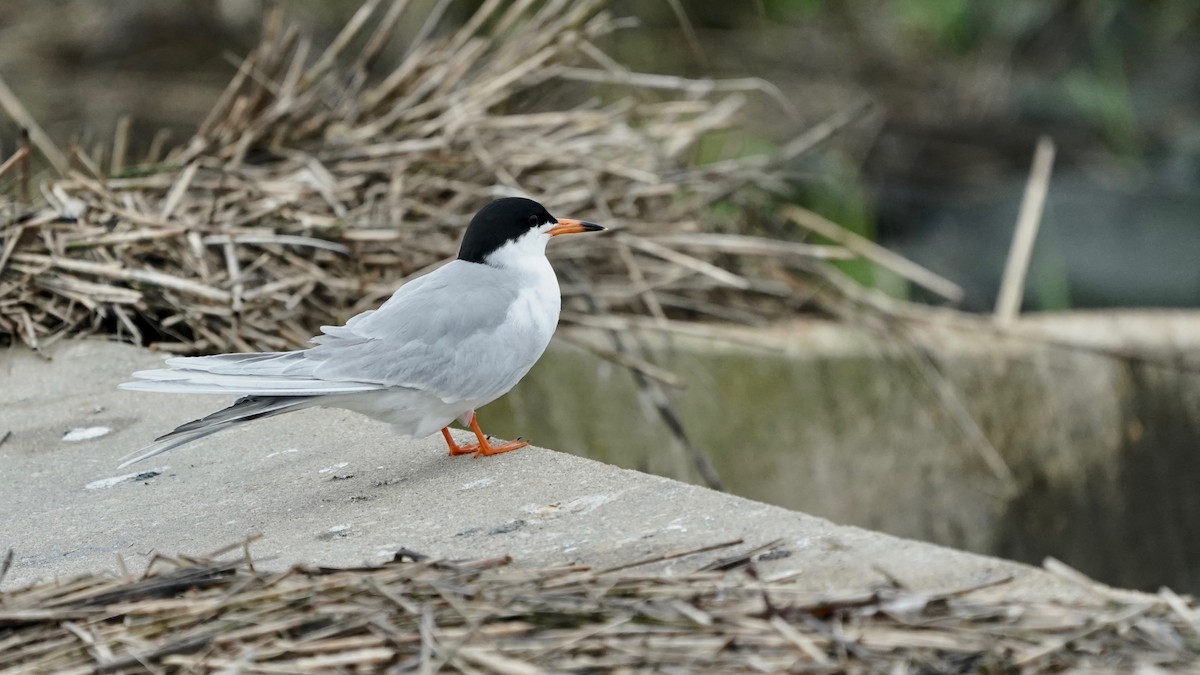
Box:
457, 197, 604, 267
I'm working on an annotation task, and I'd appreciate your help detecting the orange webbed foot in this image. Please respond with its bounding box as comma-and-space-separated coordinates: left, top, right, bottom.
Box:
440, 419, 529, 458
472, 438, 527, 457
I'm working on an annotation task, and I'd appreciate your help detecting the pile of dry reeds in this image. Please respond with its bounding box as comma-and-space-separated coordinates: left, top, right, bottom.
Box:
0, 0, 885, 355
2, 541, 1198, 673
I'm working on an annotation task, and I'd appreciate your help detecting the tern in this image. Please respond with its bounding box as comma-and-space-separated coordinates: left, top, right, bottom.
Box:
118, 197, 604, 467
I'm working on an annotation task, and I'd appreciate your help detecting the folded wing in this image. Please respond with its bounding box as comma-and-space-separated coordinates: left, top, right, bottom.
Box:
121, 262, 519, 399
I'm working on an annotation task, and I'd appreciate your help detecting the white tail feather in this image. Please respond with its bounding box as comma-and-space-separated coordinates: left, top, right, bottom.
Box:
121, 369, 377, 396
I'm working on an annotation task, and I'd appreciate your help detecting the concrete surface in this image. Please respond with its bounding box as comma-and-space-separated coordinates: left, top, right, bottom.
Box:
1, 339, 1088, 601
487, 311, 1200, 593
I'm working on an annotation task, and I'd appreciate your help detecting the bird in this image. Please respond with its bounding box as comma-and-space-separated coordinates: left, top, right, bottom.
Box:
118, 197, 604, 468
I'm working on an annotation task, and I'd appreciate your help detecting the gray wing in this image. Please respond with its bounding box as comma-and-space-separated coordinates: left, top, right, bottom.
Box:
303, 260, 536, 401
125, 261, 547, 404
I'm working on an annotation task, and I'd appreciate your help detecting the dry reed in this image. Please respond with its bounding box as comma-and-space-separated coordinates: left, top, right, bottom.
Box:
2, 540, 1198, 673
0, 0, 865, 356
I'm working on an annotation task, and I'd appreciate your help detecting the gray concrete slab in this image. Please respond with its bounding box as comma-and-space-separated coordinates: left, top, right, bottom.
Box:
1, 340, 1087, 601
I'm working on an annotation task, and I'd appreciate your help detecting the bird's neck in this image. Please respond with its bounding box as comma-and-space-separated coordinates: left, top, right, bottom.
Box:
482, 235, 550, 271
494, 250, 557, 289
484, 240, 560, 303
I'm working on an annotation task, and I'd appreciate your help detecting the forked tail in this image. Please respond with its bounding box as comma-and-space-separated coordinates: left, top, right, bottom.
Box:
117, 395, 320, 467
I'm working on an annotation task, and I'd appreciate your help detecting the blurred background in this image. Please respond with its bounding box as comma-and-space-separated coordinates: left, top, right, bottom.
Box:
3, 0, 1198, 310
3, 0, 1200, 593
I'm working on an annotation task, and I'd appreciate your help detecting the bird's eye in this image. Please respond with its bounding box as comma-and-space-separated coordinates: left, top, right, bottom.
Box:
528, 215, 540, 227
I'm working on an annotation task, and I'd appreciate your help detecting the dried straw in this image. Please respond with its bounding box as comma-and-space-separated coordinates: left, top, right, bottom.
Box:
0, 0, 859, 355
2, 540, 1198, 673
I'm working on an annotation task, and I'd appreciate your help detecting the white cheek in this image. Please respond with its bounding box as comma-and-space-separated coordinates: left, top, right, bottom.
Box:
514, 229, 551, 256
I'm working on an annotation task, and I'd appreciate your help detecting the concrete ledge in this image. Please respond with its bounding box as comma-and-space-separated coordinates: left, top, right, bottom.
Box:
484, 311, 1200, 592
2, 339, 1084, 601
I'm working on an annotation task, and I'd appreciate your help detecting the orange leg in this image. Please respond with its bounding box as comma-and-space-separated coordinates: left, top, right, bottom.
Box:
440, 415, 527, 458
467, 414, 527, 457
441, 427, 478, 456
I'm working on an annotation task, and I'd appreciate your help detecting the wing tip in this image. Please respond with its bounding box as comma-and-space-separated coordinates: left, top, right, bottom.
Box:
117, 444, 168, 468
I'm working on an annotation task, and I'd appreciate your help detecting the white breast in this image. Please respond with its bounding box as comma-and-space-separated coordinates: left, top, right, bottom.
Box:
485, 228, 562, 351
504, 256, 561, 346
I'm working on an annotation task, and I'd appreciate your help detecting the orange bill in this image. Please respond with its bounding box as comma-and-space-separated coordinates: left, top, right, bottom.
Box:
547, 218, 605, 236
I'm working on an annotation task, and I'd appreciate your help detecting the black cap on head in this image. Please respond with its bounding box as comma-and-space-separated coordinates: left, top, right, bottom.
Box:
457, 197, 555, 264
